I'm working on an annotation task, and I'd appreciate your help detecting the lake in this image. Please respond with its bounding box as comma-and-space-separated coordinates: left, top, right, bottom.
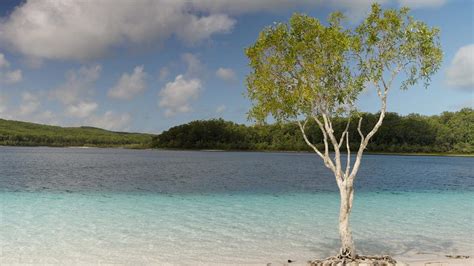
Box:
0, 147, 473, 264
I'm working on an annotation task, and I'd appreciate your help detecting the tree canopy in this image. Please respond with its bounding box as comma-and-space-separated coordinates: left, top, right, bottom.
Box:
246, 4, 442, 122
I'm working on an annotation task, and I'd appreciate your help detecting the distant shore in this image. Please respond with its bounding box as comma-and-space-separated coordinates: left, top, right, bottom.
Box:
1, 145, 473, 157
154, 147, 474, 157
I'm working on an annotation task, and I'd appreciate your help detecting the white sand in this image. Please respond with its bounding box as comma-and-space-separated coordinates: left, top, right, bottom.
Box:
396, 254, 473, 266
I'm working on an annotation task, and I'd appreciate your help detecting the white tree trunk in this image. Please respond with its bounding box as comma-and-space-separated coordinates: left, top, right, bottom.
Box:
299, 100, 388, 258
338, 180, 355, 258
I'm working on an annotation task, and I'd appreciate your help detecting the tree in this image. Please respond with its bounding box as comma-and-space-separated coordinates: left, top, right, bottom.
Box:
245, 4, 442, 259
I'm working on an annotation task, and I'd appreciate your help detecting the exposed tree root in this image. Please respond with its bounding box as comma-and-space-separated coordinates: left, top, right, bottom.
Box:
309, 254, 397, 266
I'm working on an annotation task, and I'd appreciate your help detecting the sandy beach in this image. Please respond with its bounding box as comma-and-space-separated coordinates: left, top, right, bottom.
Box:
396, 254, 473, 266
264, 254, 473, 265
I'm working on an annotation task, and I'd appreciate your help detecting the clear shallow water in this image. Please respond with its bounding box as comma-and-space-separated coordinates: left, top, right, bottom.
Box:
0, 147, 473, 264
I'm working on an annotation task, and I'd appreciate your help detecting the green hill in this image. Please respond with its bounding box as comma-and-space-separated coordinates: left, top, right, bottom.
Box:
0, 119, 154, 148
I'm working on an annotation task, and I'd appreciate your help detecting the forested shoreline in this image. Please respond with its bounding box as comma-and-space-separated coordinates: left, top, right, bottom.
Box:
152, 108, 473, 154
0, 108, 472, 154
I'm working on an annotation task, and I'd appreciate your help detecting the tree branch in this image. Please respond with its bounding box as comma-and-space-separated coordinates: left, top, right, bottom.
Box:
297, 119, 336, 173
312, 116, 332, 163
350, 96, 387, 180
344, 129, 351, 178
357, 117, 365, 142
338, 119, 351, 149
321, 113, 343, 180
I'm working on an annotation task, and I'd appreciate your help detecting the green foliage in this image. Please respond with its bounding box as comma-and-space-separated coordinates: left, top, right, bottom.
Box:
245, 4, 442, 122
246, 12, 361, 121
355, 5, 442, 90
153, 109, 473, 154
0, 119, 153, 148
151, 119, 251, 150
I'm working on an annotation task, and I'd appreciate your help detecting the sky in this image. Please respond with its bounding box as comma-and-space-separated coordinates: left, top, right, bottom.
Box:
0, 0, 472, 133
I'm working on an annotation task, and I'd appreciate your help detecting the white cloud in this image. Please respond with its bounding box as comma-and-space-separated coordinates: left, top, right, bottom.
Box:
0, 92, 58, 124
19, 92, 40, 116
398, 0, 446, 9
446, 44, 474, 90
85, 111, 131, 131
108, 65, 147, 100
216, 67, 236, 81
216, 105, 226, 114
176, 14, 235, 43
66, 101, 98, 118
0, 0, 235, 61
0, 53, 10, 68
158, 74, 201, 117
50, 65, 102, 104
0, 1, 402, 61
0, 53, 22, 84
181, 53, 204, 78
1, 69, 22, 84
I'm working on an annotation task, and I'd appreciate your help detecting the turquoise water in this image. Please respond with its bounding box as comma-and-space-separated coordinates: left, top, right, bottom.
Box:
0, 147, 473, 264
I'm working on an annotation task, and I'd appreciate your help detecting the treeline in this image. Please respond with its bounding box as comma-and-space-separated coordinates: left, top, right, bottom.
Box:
152, 108, 473, 154
0, 119, 153, 148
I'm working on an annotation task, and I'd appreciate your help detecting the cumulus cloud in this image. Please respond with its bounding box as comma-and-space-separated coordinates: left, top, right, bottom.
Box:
216, 67, 236, 81
108, 65, 147, 100
0, 0, 235, 61
85, 111, 131, 131
181, 53, 204, 78
0, 53, 22, 84
176, 14, 235, 43
1, 69, 22, 84
0, 1, 409, 61
0, 91, 58, 124
50, 65, 102, 104
19, 92, 40, 115
0, 53, 10, 68
446, 44, 474, 90
398, 0, 446, 9
66, 101, 98, 118
158, 75, 201, 117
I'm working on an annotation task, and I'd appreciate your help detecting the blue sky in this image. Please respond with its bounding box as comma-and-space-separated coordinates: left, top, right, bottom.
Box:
0, 0, 472, 133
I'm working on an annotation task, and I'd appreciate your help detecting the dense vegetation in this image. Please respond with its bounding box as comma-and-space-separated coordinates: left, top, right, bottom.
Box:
1, 109, 472, 153
152, 108, 473, 154
0, 119, 153, 148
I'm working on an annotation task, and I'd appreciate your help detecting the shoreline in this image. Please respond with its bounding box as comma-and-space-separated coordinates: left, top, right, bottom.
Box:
1, 145, 472, 157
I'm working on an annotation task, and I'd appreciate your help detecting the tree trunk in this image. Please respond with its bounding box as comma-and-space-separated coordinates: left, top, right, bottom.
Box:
338, 181, 355, 258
